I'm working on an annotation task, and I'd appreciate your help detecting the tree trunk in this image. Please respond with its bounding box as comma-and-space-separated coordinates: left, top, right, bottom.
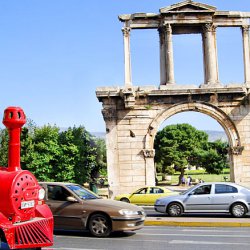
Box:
178, 168, 185, 186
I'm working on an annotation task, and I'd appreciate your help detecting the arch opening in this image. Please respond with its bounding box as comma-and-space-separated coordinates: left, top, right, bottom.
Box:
146, 102, 242, 185
155, 111, 230, 185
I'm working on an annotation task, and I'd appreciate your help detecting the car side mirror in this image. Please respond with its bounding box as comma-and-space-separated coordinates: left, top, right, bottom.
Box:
66, 196, 78, 202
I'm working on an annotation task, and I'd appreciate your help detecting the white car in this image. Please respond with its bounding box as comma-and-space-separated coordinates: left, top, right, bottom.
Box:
154, 182, 250, 218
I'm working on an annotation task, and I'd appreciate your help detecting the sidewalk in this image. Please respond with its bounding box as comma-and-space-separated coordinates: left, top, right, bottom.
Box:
145, 216, 250, 227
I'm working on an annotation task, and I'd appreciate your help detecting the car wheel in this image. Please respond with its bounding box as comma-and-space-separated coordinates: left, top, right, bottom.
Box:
88, 213, 112, 237
231, 203, 247, 218
167, 202, 183, 217
120, 198, 130, 203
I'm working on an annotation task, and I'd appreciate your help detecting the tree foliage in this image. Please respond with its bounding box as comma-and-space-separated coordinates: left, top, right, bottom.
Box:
0, 123, 106, 185
154, 124, 228, 183
0, 128, 8, 166
199, 140, 228, 174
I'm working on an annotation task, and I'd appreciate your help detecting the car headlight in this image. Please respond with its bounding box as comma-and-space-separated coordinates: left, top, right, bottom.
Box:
38, 188, 45, 200
119, 209, 139, 216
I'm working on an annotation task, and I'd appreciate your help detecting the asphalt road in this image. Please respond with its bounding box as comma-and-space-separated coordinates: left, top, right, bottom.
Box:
143, 205, 162, 216
143, 205, 250, 217
44, 226, 250, 250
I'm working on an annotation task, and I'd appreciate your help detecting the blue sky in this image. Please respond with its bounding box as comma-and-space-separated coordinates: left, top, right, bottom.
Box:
0, 0, 249, 133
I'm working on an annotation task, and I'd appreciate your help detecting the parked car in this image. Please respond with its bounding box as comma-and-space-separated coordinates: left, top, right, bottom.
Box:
154, 182, 250, 218
39, 182, 145, 237
114, 186, 179, 205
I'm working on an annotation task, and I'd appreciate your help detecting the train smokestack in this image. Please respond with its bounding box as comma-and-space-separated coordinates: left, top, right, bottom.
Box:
2, 106, 26, 171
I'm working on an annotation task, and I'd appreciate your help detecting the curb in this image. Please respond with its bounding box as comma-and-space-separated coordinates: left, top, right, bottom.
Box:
144, 219, 250, 227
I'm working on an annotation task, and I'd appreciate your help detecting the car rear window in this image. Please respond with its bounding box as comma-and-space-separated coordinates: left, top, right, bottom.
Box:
215, 184, 238, 194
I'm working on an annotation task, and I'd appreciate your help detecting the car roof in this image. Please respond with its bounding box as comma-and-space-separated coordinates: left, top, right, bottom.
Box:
197, 182, 240, 185
195, 182, 250, 189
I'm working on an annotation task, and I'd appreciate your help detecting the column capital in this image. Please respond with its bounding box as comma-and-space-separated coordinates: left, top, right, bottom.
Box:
229, 146, 244, 156
163, 23, 172, 34
242, 25, 250, 33
122, 27, 131, 37
142, 149, 155, 158
203, 23, 217, 33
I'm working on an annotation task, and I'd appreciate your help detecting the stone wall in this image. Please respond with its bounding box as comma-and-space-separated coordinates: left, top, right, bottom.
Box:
97, 86, 250, 196
96, 1, 250, 197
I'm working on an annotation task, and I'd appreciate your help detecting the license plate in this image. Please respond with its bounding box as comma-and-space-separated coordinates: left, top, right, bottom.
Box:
21, 200, 35, 209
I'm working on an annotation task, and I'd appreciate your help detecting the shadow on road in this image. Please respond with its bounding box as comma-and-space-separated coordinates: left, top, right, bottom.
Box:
54, 229, 136, 238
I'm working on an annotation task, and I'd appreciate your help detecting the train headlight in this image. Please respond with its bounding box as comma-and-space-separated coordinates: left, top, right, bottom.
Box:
38, 188, 45, 200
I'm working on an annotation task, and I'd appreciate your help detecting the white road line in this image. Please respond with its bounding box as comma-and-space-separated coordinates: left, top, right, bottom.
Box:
182, 228, 250, 233
170, 240, 250, 246
143, 228, 250, 233
136, 232, 250, 238
43, 248, 103, 250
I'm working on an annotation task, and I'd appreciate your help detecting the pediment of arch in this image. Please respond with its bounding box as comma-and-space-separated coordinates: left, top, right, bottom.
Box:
160, 0, 216, 14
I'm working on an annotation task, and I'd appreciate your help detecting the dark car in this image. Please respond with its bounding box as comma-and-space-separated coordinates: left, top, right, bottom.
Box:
154, 182, 250, 218
39, 182, 145, 237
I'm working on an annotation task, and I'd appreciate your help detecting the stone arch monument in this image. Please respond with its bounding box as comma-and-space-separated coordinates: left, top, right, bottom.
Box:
96, 1, 250, 197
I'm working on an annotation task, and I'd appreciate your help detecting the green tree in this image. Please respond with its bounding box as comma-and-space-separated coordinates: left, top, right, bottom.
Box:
93, 137, 107, 176
204, 140, 228, 174
56, 128, 78, 182
20, 119, 37, 170
0, 128, 8, 167
192, 139, 228, 175
24, 125, 61, 181
70, 126, 97, 184
0, 120, 108, 185
154, 124, 209, 184
23, 125, 94, 183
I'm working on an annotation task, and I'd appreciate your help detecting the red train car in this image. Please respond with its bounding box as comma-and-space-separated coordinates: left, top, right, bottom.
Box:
0, 107, 53, 249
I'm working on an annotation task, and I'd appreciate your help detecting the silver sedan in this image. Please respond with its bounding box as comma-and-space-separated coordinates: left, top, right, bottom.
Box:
154, 182, 250, 218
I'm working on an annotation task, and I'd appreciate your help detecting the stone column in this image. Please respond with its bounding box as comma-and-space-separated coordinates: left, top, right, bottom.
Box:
159, 27, 167, 85
143, 149, 156, 186
242, 25, 250, 85
164, 24, 175, 85
229, 146, 244, 184
202, 24, 219, 85
102, 108, 119, 198
122, 27, 132, 87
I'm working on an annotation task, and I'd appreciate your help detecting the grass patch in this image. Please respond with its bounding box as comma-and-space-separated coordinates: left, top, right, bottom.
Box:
157, 168, 230, 185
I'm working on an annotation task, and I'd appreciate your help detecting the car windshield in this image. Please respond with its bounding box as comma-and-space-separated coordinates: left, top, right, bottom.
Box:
66, 184, 100, 200
181, 185, 199, 195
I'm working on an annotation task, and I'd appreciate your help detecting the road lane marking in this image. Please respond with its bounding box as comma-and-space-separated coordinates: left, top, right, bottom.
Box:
170, 240, 250, 246
182, 228, 250, 233
143, 227, 250, 233
44, 248, 104, 250
136, 232, 250, 238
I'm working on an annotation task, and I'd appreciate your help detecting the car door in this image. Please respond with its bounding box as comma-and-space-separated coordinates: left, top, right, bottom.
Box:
129, 187, 148, 205
43, 184, 85, 230
184, 184, 213, 212
145, 187, 165, 205
211, 184, 239, 212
